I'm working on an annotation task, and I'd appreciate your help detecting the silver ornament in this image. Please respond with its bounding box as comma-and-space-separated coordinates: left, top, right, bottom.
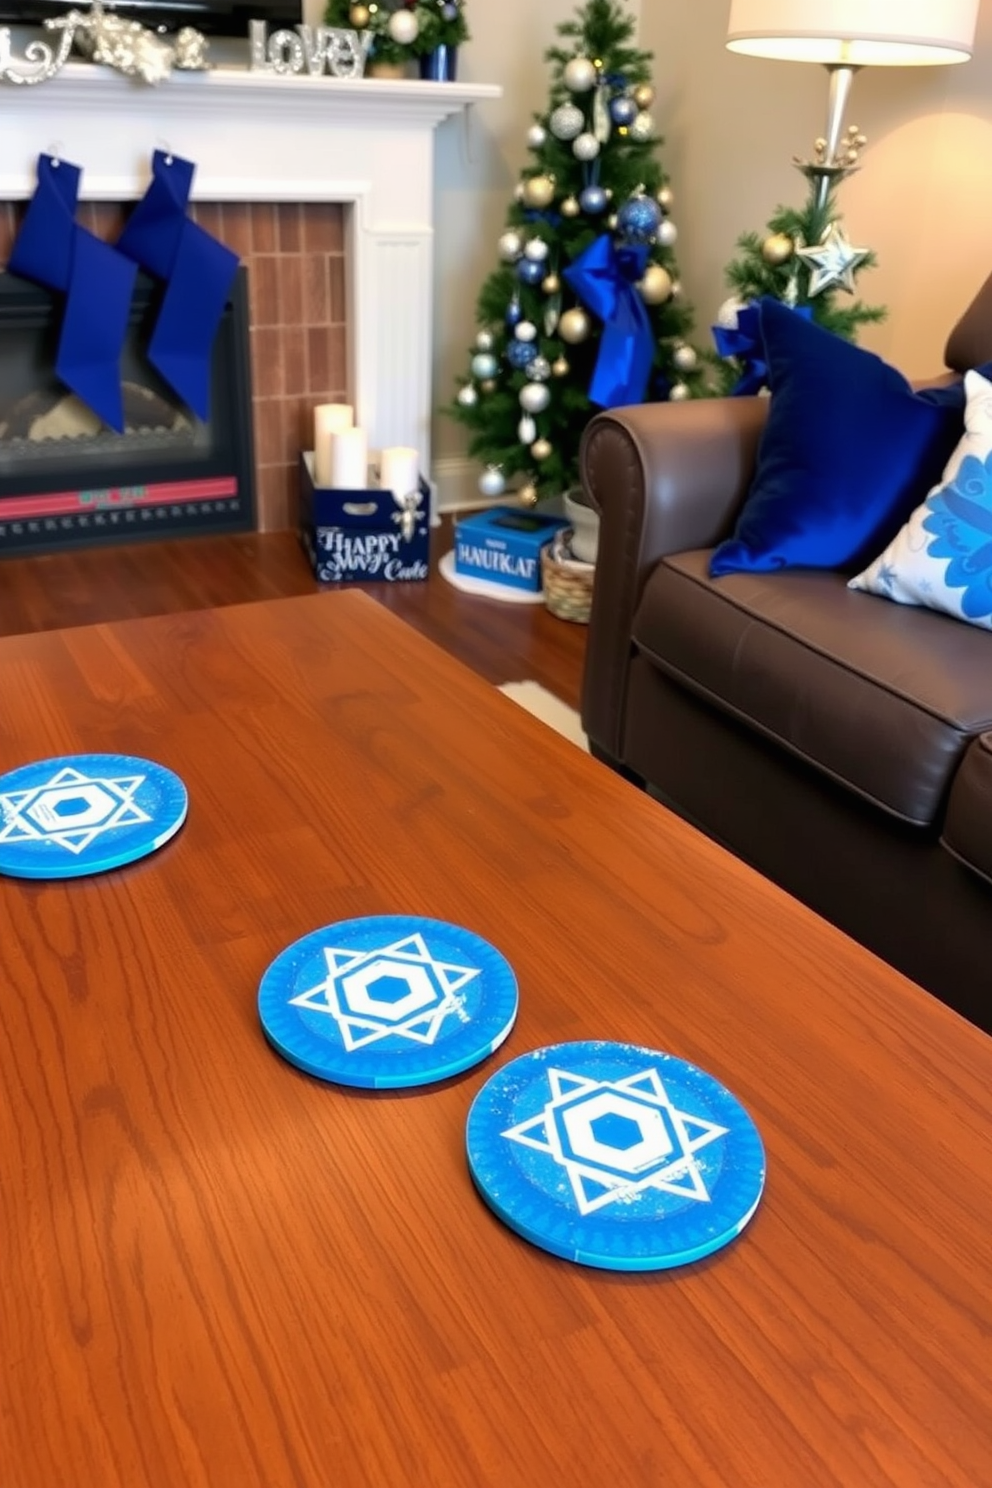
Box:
0, 22, 73, 83
498, 230, 522, 261
475, 329, 495, 352
549, 103, 584, 141
387, 8, 418, 43
478, 465, 506, 498
673, 344, 698, 373
715, 296, 746, 330
629, 111, 654, 143
656, 219, 678, 247
471, 352, 497, 380
669, 383, 691, 402
527, 123, 547, 149
592, 83, 612, 144
518, 414, 537, 444
457, 384, 478, 407
572, 132, 600, 162
519, 382, 551, 414
528, 356, 551, 381
524, 237, 549, 262
558, 307, 590, 344
564, 56, 597, 93
531, 438, 553, 461
514, 320, 538, 342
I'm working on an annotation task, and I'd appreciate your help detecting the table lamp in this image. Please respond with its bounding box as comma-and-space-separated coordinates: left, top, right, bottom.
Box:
726, 0, 979, 203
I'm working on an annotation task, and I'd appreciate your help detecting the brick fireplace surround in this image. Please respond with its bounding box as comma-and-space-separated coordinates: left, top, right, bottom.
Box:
0, 198, 347, 533
0, 63, 498, 532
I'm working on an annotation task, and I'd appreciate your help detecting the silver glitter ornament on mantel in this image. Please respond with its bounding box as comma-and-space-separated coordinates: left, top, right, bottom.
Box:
0, 22, 74, 83
19, 0, 212, 85
572, 132, 600, 163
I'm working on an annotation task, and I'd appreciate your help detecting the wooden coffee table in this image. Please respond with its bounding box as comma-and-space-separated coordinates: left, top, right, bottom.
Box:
1, 590, 988, 1488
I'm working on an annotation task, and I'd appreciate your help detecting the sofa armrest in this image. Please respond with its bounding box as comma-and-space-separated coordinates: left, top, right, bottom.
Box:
579, 396, 768, 759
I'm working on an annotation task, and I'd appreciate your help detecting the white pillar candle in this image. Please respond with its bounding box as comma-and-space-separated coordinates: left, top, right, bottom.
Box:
313, 403, 354, 487
378, 445, 420, 504
330, 425, 369, 489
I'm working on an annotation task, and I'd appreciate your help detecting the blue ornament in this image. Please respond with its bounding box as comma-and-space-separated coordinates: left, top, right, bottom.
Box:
441, 2, 459, 17
617, 194, 664, 243
505, 339, 537, 370
505, 298, 522, 328
609, 95, 637, 127
578, 185, 608, 215
516, 258, 544, 286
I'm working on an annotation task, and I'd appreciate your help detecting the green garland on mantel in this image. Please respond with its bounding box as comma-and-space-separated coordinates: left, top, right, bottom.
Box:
323, 0, 470, 69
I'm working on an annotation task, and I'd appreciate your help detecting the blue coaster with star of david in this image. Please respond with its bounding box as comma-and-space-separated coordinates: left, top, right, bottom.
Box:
0, 753, 188, 880
257, 915, 519, 1089
466, 1041, 766, 1271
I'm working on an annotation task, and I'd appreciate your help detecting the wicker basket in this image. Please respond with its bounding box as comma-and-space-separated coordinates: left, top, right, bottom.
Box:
541, 528, 595, 624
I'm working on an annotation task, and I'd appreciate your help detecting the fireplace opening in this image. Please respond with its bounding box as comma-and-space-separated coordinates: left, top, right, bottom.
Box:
0, 264, 255, 557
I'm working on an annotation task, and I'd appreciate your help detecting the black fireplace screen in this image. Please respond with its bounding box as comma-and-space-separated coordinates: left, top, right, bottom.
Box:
0, 264, 255, 557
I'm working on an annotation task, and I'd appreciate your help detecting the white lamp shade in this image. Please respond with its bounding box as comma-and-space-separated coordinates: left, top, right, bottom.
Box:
726, 0, 979, 65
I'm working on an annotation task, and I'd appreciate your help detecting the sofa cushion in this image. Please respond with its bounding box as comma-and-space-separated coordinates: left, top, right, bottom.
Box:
850, 370, 992, 629
941, 733, 992, 885
709, 298, 965, 577
633, 550, 992, 825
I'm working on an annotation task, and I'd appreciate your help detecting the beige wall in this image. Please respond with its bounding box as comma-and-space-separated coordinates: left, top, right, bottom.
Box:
643, 1, 992, 380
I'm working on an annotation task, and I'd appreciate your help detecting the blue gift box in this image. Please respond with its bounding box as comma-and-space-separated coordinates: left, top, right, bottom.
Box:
454, 506, 569, 593
299, 452, 430, 584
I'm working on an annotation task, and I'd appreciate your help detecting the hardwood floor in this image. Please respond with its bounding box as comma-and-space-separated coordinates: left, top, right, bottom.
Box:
0, 521, 588, 711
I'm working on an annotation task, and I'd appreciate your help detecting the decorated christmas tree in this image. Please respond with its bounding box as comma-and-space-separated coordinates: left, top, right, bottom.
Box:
714, 129, 886, 395
449, 0, 706, 507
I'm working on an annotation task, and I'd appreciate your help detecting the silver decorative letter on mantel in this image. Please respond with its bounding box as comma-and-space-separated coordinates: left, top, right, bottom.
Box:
249, 20, 371, 78
0, 23, 73, 83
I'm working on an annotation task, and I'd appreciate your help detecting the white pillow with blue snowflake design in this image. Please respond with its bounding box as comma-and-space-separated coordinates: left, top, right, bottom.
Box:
849, 368, 992, 628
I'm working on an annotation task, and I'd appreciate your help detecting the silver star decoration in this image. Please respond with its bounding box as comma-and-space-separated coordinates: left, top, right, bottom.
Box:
796, 223, 870, 297
289, 931, 478, 1052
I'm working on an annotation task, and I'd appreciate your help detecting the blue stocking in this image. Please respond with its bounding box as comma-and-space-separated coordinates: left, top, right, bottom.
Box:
117, 152, 240, 421
7, 155, 137, 433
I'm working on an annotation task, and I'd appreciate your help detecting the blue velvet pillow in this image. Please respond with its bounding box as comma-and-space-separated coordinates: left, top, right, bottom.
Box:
710, 298, 967, 576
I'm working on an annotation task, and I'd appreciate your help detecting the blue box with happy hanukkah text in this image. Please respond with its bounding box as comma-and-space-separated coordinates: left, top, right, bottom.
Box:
299, 451, 430, 584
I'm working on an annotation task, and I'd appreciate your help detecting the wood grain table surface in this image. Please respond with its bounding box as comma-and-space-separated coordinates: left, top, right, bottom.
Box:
1, 590, 989, 1488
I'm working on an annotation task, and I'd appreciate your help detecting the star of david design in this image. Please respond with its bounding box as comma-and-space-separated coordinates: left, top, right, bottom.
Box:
503, 1066, 728, 1216
289, 932, 480, 1052
0, 766, 151, 855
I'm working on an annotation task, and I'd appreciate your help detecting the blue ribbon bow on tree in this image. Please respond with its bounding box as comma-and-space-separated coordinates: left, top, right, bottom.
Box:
712, 300, 812, 395
8, 154, 138, 432
563, 235, 654, 409
117, 150, 239, 421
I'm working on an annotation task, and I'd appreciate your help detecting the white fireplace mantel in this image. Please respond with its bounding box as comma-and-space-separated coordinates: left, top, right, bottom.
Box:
0, 62, 501, 478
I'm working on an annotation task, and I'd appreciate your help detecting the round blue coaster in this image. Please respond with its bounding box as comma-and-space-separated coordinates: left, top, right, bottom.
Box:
0, 753, 188, 880
258, 915, 519, 1089
466, 1041, 765, 1271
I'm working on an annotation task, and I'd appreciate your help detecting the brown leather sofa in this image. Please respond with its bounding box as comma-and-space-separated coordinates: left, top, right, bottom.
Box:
579, 280, 992, 1034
